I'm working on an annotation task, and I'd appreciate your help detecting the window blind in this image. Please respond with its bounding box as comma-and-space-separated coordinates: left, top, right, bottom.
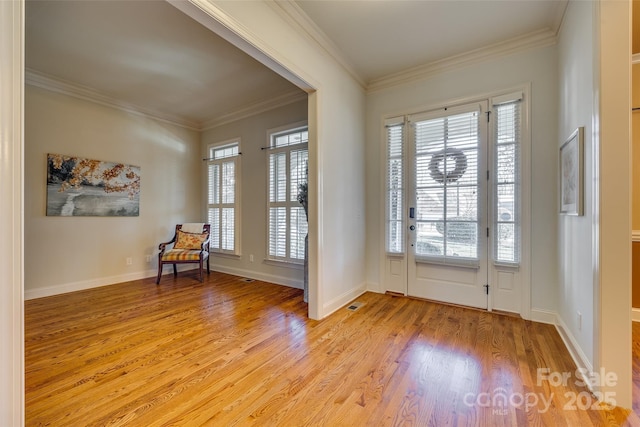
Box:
411, 108, 480, 261
493, 96, 521, 265
386, 117, 405, 254
207, 142, 239, 254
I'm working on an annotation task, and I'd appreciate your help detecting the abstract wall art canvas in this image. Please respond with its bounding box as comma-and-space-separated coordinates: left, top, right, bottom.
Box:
46, 153, 140, 216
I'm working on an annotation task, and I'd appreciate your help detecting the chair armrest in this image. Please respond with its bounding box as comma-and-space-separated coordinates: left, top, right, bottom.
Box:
158, 235, 177, 253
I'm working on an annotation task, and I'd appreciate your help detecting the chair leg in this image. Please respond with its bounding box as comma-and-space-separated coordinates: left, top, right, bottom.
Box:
156, 261, 162, 284
173, 264, 177, 277
199, 259, 204, 282
207, 257, 210, 275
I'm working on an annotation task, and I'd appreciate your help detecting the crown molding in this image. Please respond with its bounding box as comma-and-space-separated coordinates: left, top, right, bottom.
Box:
266, 0, 366, 89
25, 68, 201, 130
268, 1, 563, 94
551, 0, 569, 38
26, 68, 307, 131
201, 90, 307, 130
367, 28, 558, 93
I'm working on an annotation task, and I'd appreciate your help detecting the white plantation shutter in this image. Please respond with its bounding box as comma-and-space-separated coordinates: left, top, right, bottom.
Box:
269, 152, 287, 258
267, 126, 308, 263
207, 142, 239, 254
269, 207, 286, 257
493, 93, 522, 264
386, 117, 405, 254
289, 206, 306, 259
411, 106, 481, 261
270, 152, 286, 203
289, 149, 308, 259
208, 163, 220, 250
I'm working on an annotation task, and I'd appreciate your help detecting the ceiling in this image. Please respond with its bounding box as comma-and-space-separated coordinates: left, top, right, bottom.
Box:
25, 0, 567, 130
297, 0, 566, 83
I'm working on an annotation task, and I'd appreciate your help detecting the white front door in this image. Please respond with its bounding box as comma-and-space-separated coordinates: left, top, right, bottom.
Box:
383, 92, 526, 314
406, 102, 489, 309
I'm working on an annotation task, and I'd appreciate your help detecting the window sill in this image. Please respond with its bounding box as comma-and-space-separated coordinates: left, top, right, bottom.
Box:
386, 252, 405, 257
263, 258, 303, 270
493, 261, 520, 270
415, 256, 480, 270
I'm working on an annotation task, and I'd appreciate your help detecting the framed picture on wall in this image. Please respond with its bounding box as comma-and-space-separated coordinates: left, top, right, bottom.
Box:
559, 127, 584, 216
46, 153, 141, 216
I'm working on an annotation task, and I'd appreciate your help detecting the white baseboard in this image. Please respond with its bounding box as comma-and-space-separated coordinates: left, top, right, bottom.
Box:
24, 267, 176, 300
321, 282, 368, 318
24, 262, 306, 301
210, 263, 303, 289
554, 314, 594, 392
530, 309, 595, 393
530, 308, 557, 325
366, 285, 385, 294
632, 307, 640, 322
365, 280, 382, 294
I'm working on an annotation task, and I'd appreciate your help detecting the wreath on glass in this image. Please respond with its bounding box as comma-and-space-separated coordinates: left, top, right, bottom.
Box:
428, 148, 468, 183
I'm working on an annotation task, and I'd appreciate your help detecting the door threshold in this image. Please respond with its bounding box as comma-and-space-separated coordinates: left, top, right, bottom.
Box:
384, 291, 523, 319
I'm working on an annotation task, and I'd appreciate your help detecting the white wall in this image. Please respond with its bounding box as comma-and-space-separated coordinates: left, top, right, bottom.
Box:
557, 0, 596, 373
557, 0, 631, 407
24, 86, 203, 298
179, 0, 368, 318
201, 99, 308, 287
365, 44, 559, 315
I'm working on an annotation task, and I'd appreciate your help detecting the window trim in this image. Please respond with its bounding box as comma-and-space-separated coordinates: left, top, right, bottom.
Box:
265, 122, 308, 265
380, 85, 531, 316
206, 138, 241, 256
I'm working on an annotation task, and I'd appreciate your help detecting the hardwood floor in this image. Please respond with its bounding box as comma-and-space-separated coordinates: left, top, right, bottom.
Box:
26, 272, 636, 426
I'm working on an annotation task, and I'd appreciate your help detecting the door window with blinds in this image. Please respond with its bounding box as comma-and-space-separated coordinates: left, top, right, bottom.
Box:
207, 141, 239, 255
267, 126, 308, 263
412, 106, 481, 262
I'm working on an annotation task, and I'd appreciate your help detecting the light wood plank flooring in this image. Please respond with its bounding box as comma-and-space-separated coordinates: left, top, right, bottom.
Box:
26, 272, 636, 426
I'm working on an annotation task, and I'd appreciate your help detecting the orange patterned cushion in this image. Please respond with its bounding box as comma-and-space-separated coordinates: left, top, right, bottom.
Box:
162, 249, 207, 261
174, 230, 208, 250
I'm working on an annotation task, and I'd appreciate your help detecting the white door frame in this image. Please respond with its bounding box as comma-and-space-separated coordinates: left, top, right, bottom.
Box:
380, 86, 531, 318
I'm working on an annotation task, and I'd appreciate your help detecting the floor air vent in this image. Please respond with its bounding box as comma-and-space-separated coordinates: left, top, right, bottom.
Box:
240, 278, 256, 283
346, 302, 364, 312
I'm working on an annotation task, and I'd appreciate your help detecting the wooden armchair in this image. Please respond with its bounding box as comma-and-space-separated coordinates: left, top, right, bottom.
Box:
156, 224, 210, 284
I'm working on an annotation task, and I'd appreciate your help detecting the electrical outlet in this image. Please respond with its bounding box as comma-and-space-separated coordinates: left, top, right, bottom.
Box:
250, 254, 254, 262
146, 255, 152, 263
126, 257, 133, 265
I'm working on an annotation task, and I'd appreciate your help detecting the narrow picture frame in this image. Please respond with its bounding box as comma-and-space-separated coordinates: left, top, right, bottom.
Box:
559, 126, 584, 216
